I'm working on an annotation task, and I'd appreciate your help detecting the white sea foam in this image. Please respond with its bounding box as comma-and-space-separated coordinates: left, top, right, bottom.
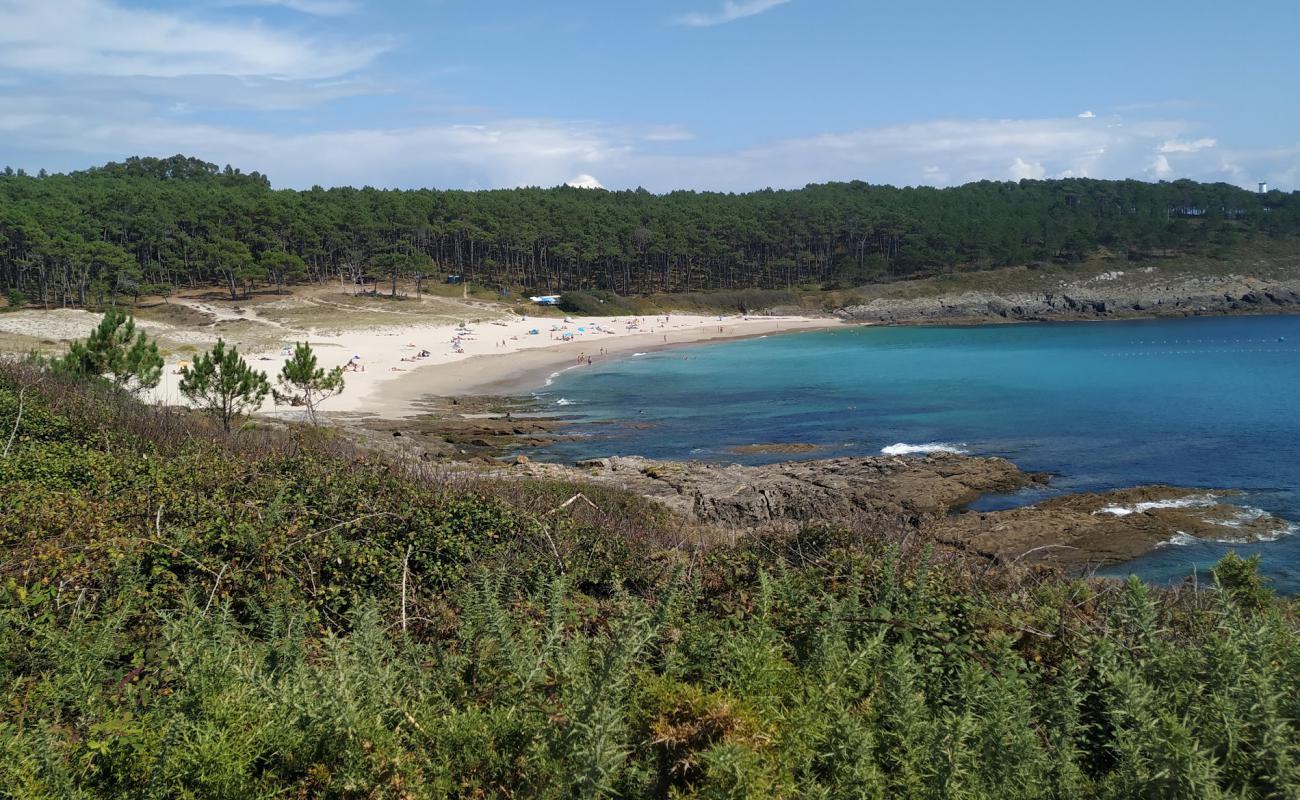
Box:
632, 352, 648, 357
544, 371, 560, 387
1107, 496, 1299, 547
1095, 495, 1217, 517
1158, 528, 1291, 547
881, 442, 969, 456
555, 398, 573, 406
1210, 505, 1267, 528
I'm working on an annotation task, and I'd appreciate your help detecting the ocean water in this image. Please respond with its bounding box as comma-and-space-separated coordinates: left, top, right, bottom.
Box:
532, 315, 1300, 591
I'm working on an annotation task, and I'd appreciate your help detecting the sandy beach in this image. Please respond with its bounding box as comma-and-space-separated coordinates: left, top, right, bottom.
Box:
0, 293, 841, 419
138, 307, 842, 418
372, 314, 840, 414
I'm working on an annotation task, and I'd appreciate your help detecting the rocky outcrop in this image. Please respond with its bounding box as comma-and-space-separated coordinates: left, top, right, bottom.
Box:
344, 395, 564, 461
520, 452, 1044, 529
933, 486, 1292, 571
516, 454, 1295, 574
728, 442, 824, 455
837, 274, 1300, 323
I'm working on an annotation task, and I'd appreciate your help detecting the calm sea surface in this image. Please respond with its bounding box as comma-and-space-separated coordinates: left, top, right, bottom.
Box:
532, 315, 1300, 591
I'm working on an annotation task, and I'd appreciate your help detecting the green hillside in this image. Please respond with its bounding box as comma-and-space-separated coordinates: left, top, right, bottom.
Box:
2, 156, 1298, 308
2, 363, 1298, 798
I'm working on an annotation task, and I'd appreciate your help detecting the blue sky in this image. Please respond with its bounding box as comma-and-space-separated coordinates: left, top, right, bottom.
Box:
1, 0, 1296, 191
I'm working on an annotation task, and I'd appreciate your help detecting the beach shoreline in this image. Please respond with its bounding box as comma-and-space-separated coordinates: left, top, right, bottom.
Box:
367, 315, 844, 415
130, 308, 844, 419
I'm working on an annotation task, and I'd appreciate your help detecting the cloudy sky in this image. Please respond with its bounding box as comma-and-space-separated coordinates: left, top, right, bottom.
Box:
1, 0, 1296, 191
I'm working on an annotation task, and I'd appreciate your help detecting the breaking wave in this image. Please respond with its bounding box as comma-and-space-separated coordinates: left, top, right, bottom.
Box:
1096, 495, 1217, 517
881, 442, 969, 456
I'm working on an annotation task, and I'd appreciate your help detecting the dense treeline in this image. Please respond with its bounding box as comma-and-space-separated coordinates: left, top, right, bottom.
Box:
3, 363, 1299, 797
2, 154, 1299, 307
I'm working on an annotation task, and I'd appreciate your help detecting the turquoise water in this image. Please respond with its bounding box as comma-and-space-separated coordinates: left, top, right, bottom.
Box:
533, 315, 1300, 591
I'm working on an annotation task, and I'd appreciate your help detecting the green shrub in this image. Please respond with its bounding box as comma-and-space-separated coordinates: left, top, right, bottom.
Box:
1, 362, 1297, 798
558, 289, 639, 316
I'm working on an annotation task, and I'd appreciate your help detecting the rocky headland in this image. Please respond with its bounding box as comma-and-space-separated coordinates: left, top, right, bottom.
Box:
514, 453, 1293, 572
837, 271, 1300, 323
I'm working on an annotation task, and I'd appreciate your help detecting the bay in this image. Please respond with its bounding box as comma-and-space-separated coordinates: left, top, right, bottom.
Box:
533, 315, 1300, 591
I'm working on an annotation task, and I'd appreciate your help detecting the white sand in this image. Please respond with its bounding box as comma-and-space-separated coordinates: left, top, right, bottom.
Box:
149, 312, 843, 418
0, 301, 843, 420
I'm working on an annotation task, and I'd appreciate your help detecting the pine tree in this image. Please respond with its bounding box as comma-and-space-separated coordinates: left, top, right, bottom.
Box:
179, 339, 270, 432
276, 342, 344, 424
53, 308, 162, 393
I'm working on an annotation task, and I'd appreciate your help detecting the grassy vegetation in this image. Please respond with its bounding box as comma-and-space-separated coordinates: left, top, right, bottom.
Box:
2, 362, 1299, 798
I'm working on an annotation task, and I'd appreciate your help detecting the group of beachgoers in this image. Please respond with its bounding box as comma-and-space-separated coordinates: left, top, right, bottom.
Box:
399, 346, 432, 363
575, 347, 610, 366
387, 343, 435, 372
244, 312, 746, 384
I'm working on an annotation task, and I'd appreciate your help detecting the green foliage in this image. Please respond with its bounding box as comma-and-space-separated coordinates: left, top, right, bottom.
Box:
1213, 552, 1275, 611
559, 289, 640, 316
275, 341, 344, 424
2, 158, 1298, 307
1, 363, 1299, 798
179, 338, 270, 432
51, 308, 162, 393
257, 250, 307, 293
4, 289, 24, 310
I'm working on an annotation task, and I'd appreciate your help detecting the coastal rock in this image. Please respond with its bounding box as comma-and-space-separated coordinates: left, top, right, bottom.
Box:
932, 485, 1292, 570
728, 442, 824, 455
836, 273, 1300, 323
533, 452, 1043, 529
520, 454, 1293, 575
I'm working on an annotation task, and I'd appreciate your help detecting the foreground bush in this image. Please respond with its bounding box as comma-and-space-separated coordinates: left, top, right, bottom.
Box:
1, 363, 1297, 798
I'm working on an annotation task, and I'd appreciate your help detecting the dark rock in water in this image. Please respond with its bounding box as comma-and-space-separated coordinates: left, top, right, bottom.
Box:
729, 442, 823, 455
932, 485, 1290, 571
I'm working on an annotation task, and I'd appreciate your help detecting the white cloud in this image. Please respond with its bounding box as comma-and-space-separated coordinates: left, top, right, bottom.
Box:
566, 174, 604, 189
222, 0, 360, 14
0, 0, 386, 79
921, 165, 949, 185
45, 74, 386, 111
675, 0, 790, 27
1077, 110, 1096, 119
1157, 137, 1217, 154
2, 112, 620, 189
1009, 157, 1046, 180
2, 90, 1293, 193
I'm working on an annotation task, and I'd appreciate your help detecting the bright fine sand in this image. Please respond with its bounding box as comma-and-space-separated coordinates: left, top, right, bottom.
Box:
147, 311, 842, 418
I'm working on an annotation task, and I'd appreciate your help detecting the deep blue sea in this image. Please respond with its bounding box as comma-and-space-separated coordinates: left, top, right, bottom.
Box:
532, 315, 1300, 591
